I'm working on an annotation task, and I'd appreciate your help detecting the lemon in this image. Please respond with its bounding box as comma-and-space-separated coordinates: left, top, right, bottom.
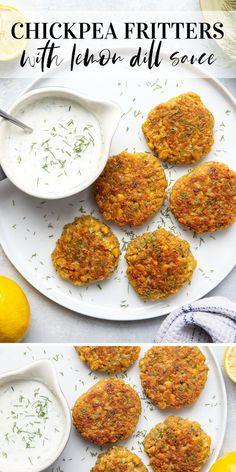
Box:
209, 452, 236, 472
0, 4, 27, 61
0, 275, 30, 342
224, 346, 236, 383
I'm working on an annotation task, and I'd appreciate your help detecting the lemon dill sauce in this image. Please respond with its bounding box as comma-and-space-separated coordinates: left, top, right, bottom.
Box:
0, 379, 65, 468
6, 97, 101, 196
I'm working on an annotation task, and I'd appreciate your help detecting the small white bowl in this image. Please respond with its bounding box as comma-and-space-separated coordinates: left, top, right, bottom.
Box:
0, 87, 121, 199
0, 360, 72, 472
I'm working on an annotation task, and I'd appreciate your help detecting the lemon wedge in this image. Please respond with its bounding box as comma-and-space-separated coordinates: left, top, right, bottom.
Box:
0, 4, 27, 61
224, 346, 236, 383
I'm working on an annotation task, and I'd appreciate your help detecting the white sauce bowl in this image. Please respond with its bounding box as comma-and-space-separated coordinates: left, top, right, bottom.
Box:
0, 87, 121, 199
0, 360, 72, 472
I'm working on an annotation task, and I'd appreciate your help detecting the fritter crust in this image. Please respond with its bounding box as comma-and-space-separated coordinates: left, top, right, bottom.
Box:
95, 151, 167, 226
51, 215, 120, 285
125, 228, 197, 300
91, 446, 148, 472
170, 161, 236, 233
142, 92, 214, 165
139, 346, 208, 409
75, 346, 141, 373
144, 416, 211, 472
72, 378, 141, 445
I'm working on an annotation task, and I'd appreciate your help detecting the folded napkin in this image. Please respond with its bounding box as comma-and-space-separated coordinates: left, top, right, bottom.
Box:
156, 296, 236, 343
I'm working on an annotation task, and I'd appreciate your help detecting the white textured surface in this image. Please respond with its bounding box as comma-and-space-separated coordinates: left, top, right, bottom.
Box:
0, 0, 236, 342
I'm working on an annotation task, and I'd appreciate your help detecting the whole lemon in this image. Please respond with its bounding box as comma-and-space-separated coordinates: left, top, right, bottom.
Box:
0, 276, 30, 342
209, 452, 236, 472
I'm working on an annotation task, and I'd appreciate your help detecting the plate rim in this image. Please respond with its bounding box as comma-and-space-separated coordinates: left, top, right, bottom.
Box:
0, 49, 235, 321
205, 346, 228, 465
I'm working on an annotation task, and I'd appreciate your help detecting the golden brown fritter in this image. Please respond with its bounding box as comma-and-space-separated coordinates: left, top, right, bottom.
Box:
91, 446, 148, 472
170, 161, 236, 233
142, 92, 214, 165
95, 151, 167, 226
144, 416, 211, 472
125, 228, 197, 300
51, 215, 120, 285
75, 346, 141, 373
72, 378, 141, 445
139, 346, 208, 409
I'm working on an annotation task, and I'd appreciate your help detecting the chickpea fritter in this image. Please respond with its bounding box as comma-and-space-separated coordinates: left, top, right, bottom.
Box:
170, 161, 236, 233
140, 346, 208, 409
72, 378, 141, 445
95, 151, 167, 226
144, 416, 211, 472
125, 228, 197, 300
75, 346, 141, 373
142, 92, 214, 165
51, 215, 120, 285
91, 446, 148, 472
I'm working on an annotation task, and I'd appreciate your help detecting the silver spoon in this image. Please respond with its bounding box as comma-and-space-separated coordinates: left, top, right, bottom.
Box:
0, 108, 33, 134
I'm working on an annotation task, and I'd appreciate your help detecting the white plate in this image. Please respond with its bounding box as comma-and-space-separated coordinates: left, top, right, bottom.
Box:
0, 345, 227, 472
0, 51, 235, 321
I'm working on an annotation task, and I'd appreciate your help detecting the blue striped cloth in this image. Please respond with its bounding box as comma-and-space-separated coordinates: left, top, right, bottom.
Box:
156, 297, 236, 343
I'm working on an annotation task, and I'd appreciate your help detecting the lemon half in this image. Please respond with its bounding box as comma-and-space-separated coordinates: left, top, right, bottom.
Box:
0, 4, 27, 61
0, 275, 30, 342
224, 346, 236, 383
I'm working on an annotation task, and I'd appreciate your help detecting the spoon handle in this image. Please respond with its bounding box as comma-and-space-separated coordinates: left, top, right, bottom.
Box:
0, 166, 6, 181
0, 108, 33, 134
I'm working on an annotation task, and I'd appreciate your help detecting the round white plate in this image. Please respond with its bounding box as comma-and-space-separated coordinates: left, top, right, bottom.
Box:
0, 345, 227, 472
0, 51, 235, 320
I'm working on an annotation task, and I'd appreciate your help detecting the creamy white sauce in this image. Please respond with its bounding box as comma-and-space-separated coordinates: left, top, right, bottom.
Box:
0, 379, 65, 469
5, 97, 101, 196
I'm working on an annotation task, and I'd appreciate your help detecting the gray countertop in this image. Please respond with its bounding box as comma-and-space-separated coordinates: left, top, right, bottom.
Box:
0, 0, 236, 343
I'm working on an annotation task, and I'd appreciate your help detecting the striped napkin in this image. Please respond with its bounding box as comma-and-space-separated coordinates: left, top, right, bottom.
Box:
156, 297, 236, 343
